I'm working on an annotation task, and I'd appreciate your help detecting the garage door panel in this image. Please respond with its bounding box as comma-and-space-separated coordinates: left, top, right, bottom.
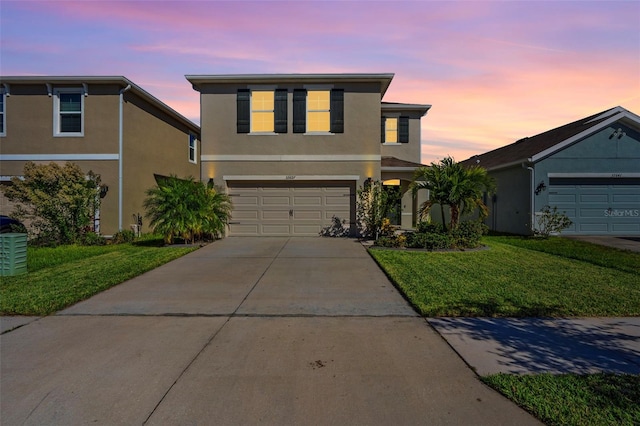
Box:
293, 196, 322, 206
262, 224, 291, 235
262, 210, 290, 220
294, 211, 322, 220
580, 194, 608, 203
580, 208, 611, 218
613, 223, 640, 232
229, 224, 260, 235
326, 195, 351, 206
233, 196, 259, 205
262, 196, 291, 206
233, 211, 259, 220
549, 194, 576, 203
293, 224, 322, 235
613, 193, 640, 202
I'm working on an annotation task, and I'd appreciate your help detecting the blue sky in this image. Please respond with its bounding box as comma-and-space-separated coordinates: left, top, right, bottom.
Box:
2, 0, 638, 163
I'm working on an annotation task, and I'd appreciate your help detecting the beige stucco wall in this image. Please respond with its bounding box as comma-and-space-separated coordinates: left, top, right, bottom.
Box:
380, 110, 424, 164
199, 82, 382, 190
121, 92, 200, 235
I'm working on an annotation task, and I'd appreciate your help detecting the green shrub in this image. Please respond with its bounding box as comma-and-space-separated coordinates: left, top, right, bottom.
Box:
416, 221, 445, 234
81, 232, 106, 246
375, 234, 407, 248
451, 220, 488, 248
111, 229, 136, 244
406, 232, 453, 250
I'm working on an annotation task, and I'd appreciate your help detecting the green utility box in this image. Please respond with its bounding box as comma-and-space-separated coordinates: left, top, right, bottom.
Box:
1, 233, 28, 276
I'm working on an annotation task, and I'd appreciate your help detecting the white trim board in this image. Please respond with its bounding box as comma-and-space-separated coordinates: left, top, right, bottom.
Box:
1, 154, 119, 161
224, 175, 360, 181
202, 155, 380, 162
548, 173, 640, 178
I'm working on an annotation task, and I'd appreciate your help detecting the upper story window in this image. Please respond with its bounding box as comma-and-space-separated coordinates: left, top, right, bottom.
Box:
385, 117, 398, 143
381, 116, 409, 144
189, 134, 198, 164
306, 90, 330, 132
251, 91, 274, 133
237, 89, 287, 134
54, 88, 84, 136
293, 88, 343, 134
0, 89, 5, 137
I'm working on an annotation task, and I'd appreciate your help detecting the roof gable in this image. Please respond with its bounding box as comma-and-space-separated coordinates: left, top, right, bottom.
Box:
461, 106, 640, 170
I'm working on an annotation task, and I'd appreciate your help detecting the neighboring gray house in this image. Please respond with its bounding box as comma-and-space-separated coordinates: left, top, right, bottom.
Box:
460, 106, 640, 236
187, 73, 431, 236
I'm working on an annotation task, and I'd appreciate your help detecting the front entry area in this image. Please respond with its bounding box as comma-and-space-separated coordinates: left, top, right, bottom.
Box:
227, 181, 355, 236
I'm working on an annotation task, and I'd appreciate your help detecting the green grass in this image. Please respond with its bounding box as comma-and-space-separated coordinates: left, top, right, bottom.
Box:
492, 235, 640, 276
1, 242, 198, 315
482, 373, 640, 426
369, 237, 640, 317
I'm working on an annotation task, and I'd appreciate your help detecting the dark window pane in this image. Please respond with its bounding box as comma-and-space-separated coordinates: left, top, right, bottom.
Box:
0, 114, 4, 133
60, 114, 81, 132
60, 93, 81, 112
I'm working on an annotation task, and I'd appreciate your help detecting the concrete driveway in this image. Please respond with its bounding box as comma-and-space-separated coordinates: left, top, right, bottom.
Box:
1, 238, 539, 425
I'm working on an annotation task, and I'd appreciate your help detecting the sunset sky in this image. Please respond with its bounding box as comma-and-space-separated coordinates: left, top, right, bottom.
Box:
2, 0, 638, 164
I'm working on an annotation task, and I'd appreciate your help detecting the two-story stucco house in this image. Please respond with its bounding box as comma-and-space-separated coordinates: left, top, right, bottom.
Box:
186, 73, 430, 236
0, 76, 201, 236
460, 106, 640, 236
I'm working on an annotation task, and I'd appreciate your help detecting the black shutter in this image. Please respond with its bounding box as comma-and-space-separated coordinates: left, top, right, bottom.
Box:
274, 89, 288, 133
237, 89, 250, 133
330, 89, 344, 133
381, 117, 386, 143
293, 89, 306, 133
399, 116, 409, 143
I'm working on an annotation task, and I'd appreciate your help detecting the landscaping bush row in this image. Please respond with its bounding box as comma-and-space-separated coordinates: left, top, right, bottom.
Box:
375, 220, 488, 250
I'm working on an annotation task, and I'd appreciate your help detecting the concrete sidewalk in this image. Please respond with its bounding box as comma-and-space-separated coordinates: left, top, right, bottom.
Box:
429, 317, 640, 376
0, 238, 540, 425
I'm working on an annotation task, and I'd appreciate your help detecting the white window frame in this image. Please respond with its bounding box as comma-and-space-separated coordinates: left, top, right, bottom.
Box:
189, 134, 198, 164
53, 87, 84, 137
249, 85, 277, 135
304, 84, 333, 135
0, 89, 6, 137
383, 114, 400, 145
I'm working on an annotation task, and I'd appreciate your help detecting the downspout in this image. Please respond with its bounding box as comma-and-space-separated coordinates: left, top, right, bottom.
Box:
526, 164, 535, 234
118, 84, 131, 230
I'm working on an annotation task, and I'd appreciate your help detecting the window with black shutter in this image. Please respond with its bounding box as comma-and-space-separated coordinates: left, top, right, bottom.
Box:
399, 116, 409, 143
274, 89, 288, 133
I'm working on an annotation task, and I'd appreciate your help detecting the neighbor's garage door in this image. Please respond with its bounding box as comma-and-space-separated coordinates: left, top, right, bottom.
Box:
548, 177, 640, 235
227, 181, 353, 236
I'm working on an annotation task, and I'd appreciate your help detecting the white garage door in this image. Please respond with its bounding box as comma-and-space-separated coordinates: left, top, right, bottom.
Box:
227, 181, 354, 236
548, 177, 640, 235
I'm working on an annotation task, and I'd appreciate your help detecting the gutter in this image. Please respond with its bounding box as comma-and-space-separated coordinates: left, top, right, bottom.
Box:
118, 84, 131, 230
524, 163, 535, 234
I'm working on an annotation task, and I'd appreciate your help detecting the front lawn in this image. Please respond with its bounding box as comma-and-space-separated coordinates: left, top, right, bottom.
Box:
0, 241, 198, 316
369, 237, 640, 317
370, 236, 640, 425
483, 373, 640, 426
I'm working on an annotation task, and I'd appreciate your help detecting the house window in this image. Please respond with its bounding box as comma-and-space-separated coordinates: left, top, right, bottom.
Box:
189, 134, 197, 164
251, 91, 274, 133
54, 88, 84, 136
381, 116, 409, 143
385, 118, 398, 143
237, 89, 287, 134
293, 88, 344, 134
0, 90, 5, 137
306, 90, 330, 132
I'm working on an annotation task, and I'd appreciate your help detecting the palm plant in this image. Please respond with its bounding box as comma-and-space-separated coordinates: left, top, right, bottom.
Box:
411, 157, 495, 230
144, 176, 232, 244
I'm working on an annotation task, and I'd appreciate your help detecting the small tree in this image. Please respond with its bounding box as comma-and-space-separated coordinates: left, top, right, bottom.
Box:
144, 175, 232, 244
411, 157, 495, 230
356, 180, 393, 239
4, 162, 101, 245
